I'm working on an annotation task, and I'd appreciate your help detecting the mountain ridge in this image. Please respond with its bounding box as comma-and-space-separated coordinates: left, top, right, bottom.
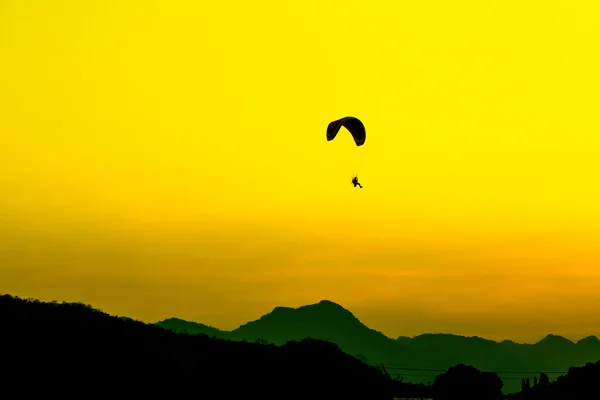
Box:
156, 299, 598, 346
155, 299, 600, 393
0, 294, 414, 399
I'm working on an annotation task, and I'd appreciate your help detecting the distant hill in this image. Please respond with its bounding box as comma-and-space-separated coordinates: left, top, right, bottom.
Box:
156, 300, 600, 393
0, 294, 433, 399
157, 300, 409, 364
233, 300, 406, 363
157, 317, 229, 338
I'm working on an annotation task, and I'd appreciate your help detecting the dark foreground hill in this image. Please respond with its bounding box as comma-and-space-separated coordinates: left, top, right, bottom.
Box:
156, 300, 600, 393
0, 294, 432, 399
507, 361, 600, 400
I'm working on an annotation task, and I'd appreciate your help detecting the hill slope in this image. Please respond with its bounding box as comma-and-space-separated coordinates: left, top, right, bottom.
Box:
157, 300, 600, 393
1, 294, 426, 399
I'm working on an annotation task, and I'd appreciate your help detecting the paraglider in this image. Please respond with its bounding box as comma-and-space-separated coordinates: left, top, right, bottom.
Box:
326, 116, 366, 146
351, 175, 363, 189
327, 116, 366, 188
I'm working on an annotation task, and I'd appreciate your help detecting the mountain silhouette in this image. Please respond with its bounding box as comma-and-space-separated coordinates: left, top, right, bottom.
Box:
156, 299, 600, 393
576, 335, 600, 353
507, 360, 600, 400
2, 294, 436, 399
231, 300, 405, 362
158, 300, 407, 364
157, 317, 229, 338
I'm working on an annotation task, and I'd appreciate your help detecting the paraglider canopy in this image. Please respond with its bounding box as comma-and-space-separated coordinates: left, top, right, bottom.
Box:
326, 117, 366, 146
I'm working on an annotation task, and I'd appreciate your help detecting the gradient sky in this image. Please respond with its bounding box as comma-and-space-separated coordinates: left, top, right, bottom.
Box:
1, 0, 600, 343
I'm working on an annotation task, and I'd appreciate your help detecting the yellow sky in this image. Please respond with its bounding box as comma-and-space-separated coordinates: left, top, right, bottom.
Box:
1, 0, 600, 343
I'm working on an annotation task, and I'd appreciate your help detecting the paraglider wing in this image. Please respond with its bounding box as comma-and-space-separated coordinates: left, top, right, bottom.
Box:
326, 117, 366, 146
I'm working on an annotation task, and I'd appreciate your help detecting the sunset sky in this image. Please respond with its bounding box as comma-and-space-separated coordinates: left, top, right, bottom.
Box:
1, 0, 600, 343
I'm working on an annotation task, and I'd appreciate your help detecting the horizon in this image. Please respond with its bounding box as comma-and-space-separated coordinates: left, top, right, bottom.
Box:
6, 292, 597, 345
2, 0, 600, 344
151, 299, 600, 345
